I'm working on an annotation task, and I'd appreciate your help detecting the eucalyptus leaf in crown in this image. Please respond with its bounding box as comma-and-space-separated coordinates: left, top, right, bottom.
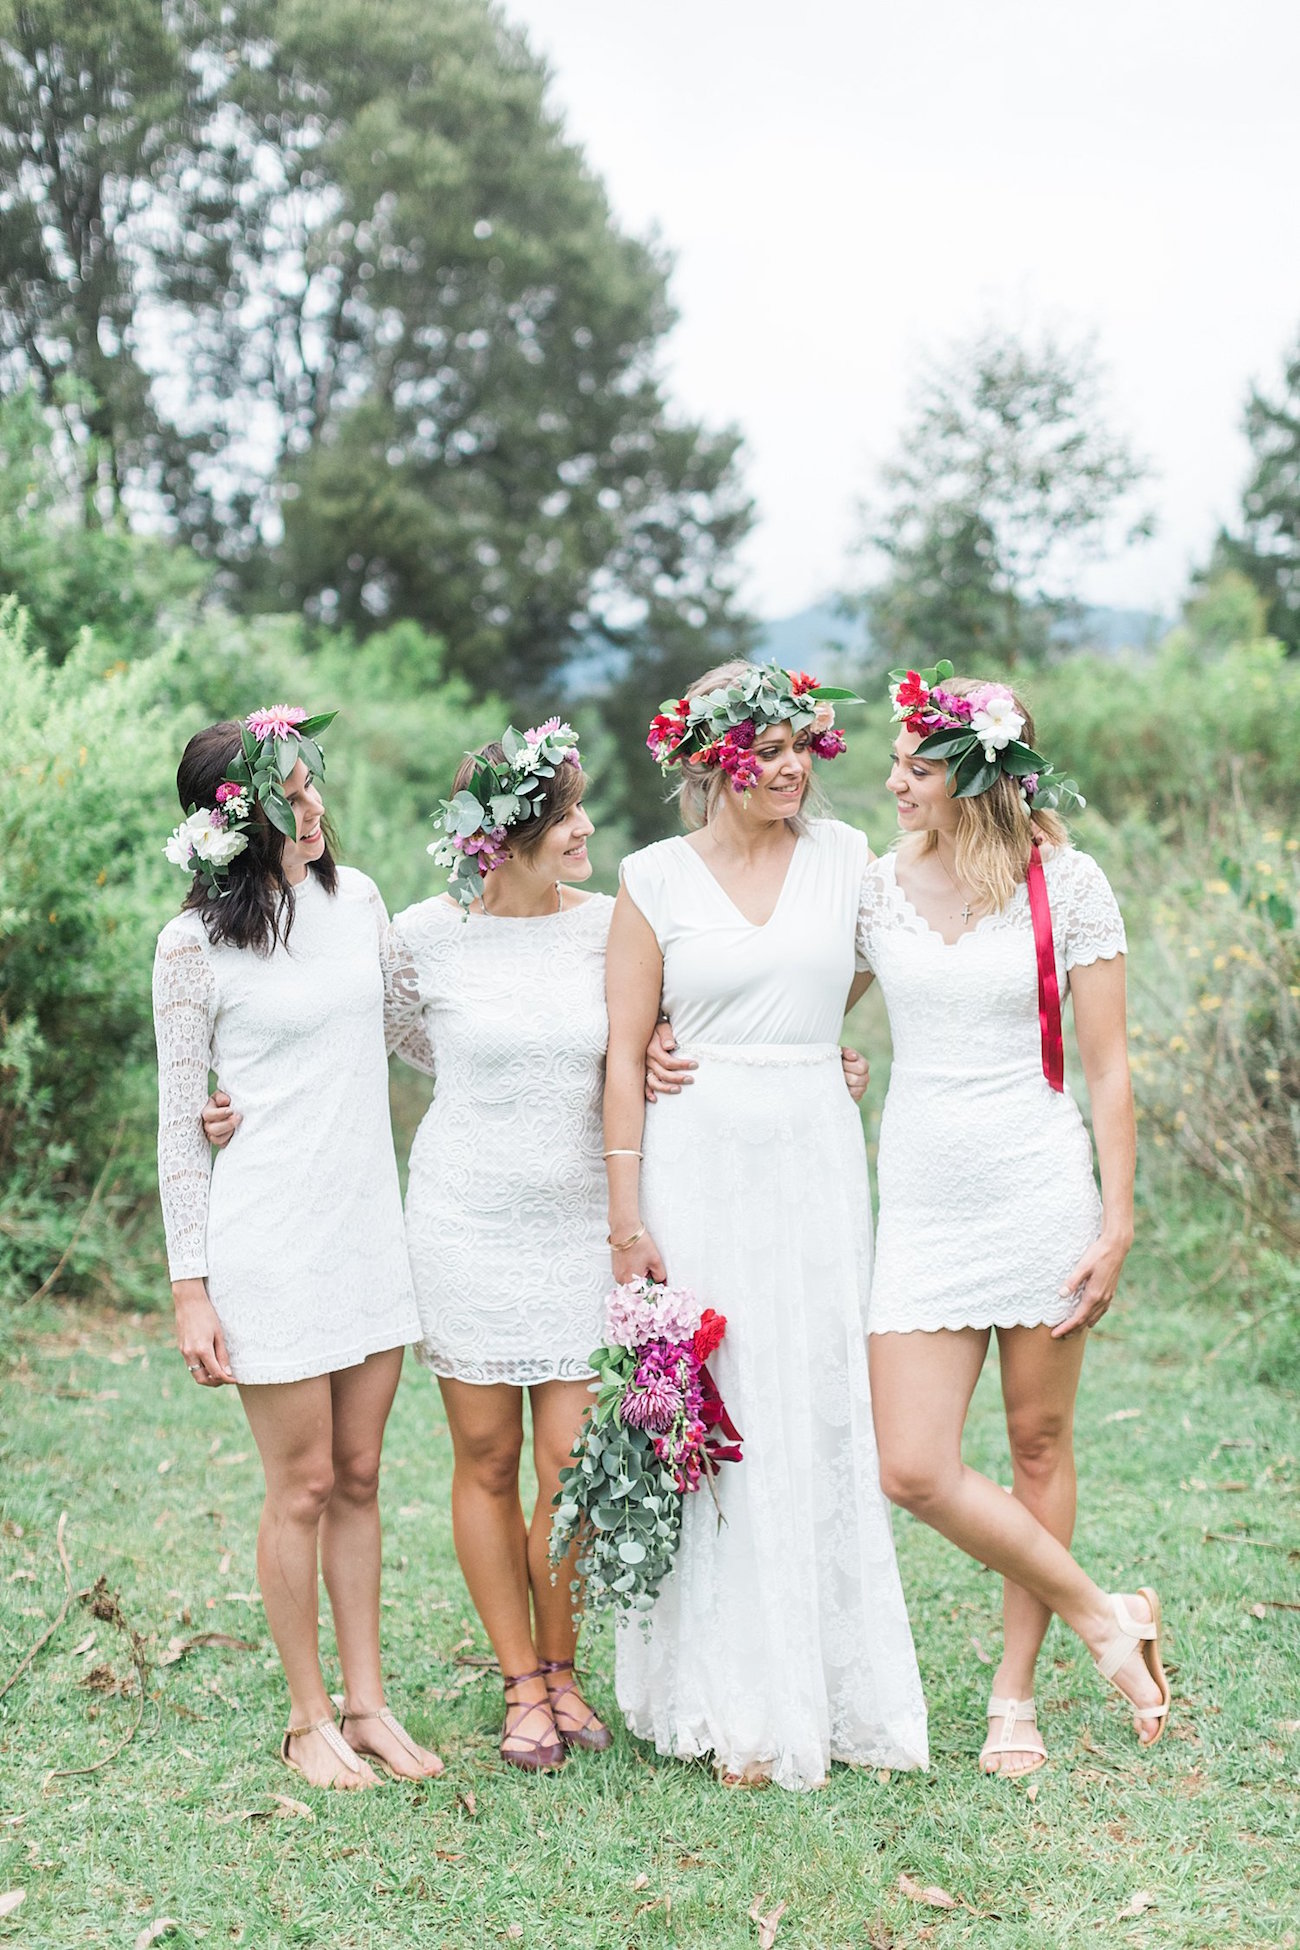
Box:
428, 718, 582, 911
646, 661, 859, 792
888, 660, 1085, 814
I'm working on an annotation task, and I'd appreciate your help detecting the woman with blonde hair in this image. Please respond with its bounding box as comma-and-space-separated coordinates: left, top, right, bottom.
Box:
603, 660, 928, 1791
859, 663, 1170, 1775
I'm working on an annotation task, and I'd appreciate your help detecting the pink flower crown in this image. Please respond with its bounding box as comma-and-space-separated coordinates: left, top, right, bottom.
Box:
646, 662, 857, 794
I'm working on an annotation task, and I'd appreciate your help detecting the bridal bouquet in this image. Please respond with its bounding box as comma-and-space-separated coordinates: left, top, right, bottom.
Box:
550, 1278, 743, 1616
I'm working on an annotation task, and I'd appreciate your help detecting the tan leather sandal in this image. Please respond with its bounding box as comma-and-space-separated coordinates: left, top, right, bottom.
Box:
339, 1706, 445, 1780
1095, 1588, 1171, 1745
979, 1694, 1048, 1776
280, 1714, 373, 1788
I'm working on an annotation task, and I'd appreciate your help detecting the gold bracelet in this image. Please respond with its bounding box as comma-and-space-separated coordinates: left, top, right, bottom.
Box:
603, 1148, 643, 1159
607, 1223, 646, 1252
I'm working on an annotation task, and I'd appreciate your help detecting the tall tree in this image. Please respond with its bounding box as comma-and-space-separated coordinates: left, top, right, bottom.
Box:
1213, 331, 1300, 654
853, 326, 1153, 667
0, 0, 252, 521
161, 0, 755, 698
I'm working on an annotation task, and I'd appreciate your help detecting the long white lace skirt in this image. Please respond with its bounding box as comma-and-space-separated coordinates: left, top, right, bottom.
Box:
615, 1043, 929, 1790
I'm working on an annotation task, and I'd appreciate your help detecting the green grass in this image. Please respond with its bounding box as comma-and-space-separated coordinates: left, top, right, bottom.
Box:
1, 1202, 1297, 1950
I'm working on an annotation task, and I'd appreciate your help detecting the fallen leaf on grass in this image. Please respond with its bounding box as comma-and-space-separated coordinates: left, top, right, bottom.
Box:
213, 1809, 268, 1825
1278, 1720, 1300, 1734
969, 1635, 992, 1664
159, 1632, 257, 1666
1118, 1891, 1157, 1919
1025, 1779, 1040, 1802
458, 1790, 477, 1818
271, 1794, 312, 1820
748, 1895, 787, 1946
157, 1459, 174, 1475
506, 1927, 523, 1941
70, 1632, 95, 1657
1103, 1408, 1142, 1423
1251, 1600, 1300, 1615
0, 1891, 25, 1920
898, 1875, 958, 1910
135, 1921, 181, 1948
433, 1850, 465, 1863
865, 1922, 895, 1950
632, 1873, 650, 1890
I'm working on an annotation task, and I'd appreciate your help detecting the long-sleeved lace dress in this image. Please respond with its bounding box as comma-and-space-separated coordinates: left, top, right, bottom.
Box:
152, 865, 419, 1384
386, 892, 613, 1385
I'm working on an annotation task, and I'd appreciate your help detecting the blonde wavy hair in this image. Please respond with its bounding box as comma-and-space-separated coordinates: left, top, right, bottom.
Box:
897, 675, 1070, 912
671, 659, 827, 833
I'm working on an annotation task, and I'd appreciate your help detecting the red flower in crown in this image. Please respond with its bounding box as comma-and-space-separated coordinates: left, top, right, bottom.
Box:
646, 701, 690, 761
787, 669, 817, 696
893, 670, 929, 714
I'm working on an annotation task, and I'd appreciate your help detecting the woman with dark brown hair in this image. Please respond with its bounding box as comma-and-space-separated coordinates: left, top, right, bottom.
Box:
384, 720, 616, 1773
153, 708, 441, 1790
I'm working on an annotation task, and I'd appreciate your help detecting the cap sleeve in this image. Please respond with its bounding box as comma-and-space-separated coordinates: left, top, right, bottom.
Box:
618, 845, 671, 948
1055, 849, 1127, 971
855, 858, 891, 974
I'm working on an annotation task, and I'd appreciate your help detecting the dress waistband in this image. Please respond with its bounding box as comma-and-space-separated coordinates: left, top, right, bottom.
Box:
685, 1041, 841, 1067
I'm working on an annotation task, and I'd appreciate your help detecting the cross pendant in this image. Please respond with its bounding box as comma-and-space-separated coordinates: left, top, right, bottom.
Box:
960, 902, 972, 923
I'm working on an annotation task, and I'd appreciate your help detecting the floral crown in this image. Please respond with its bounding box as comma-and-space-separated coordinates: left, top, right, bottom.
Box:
646, 662, 858, 793
888, 661, 1084, 813
164, 704, 338, 898
428, 718, 582, 910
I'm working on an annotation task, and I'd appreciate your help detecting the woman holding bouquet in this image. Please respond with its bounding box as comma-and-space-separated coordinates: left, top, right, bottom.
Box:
603, 661, 929, 1791
153, 709, 440, 1790
859, 666, 1169, 1774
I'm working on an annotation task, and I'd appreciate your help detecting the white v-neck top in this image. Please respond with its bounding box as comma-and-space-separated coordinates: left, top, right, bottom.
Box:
619, 819, 869, 1046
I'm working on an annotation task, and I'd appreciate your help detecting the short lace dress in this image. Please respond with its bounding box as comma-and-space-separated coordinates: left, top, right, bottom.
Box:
614, 819, 928, 1791
152, 866, 420, 1384
856, 845, 1127, 1335
388, 893, 613, 1386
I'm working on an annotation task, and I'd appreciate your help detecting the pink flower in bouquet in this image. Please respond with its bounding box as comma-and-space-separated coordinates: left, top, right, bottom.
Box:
605, 1278, 702, 1350
622, 1370, 684, 1432
246, 704, 307, 741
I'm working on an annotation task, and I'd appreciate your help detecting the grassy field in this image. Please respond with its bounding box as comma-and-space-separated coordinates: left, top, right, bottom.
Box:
1, 1189, 1297, 1950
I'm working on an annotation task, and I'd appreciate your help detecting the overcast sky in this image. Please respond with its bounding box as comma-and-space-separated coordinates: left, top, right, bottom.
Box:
502, 0, 1300, 621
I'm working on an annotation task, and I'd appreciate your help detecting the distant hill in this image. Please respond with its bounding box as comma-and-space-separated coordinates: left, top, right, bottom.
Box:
754, 599, 1169, 673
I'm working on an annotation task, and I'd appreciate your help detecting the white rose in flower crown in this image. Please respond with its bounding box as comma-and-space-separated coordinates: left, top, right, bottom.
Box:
163, 827, 195, 867
969, 689, 1024, 760
194, 820, 248, 868
810, 701, 836, 735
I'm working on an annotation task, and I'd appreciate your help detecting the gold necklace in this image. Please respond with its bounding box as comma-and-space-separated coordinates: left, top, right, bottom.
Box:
935, 848, 974, 924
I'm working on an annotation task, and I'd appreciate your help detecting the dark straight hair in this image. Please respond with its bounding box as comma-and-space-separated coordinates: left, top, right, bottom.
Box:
176, 721, 339, 954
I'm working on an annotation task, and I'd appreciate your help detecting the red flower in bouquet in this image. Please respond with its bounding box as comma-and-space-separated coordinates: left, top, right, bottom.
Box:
692, 1308, 726, 1362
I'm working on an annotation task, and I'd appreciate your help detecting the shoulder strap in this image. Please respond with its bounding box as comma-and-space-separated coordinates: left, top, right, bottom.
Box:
1026, 839, 1064, 1093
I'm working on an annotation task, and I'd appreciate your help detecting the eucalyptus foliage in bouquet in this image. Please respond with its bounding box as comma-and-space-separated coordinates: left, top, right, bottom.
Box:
550, 1279, 743, 1616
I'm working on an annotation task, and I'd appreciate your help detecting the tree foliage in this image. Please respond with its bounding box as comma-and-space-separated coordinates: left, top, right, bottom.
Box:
855, 327, 1153, 667
1212, 330, 1300, 654
0, 0, 754, 700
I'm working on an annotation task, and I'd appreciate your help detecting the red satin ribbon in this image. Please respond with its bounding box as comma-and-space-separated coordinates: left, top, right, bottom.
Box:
1026, 838, 1064, 1093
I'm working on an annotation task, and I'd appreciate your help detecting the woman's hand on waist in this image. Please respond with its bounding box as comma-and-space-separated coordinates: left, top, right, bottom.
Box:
645, 1017, 696, 1102
201, 1088, 240, 1149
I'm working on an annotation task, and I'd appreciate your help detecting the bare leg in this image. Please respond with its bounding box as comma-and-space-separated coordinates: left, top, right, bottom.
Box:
322, 1347, 442, 1779
869, 1329, 1164, 1739
983, 1324, 1088, 1773
529, 1378, 609, 1743
239, 1376, 375, 1788
439, 1378, 557, 1759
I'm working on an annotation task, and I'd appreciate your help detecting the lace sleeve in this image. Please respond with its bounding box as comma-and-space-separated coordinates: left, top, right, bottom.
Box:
1059, 850, 1127, 970
381, 911, 437, 1078
855, 863, 890, 974
152, 928, 216, 1281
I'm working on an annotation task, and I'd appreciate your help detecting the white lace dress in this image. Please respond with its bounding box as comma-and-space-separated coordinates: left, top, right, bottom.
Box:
152, 867, 420, 1384
389, 894, 613, 1385
856, 846, 1127, 1335
614, 820, 929, 1790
